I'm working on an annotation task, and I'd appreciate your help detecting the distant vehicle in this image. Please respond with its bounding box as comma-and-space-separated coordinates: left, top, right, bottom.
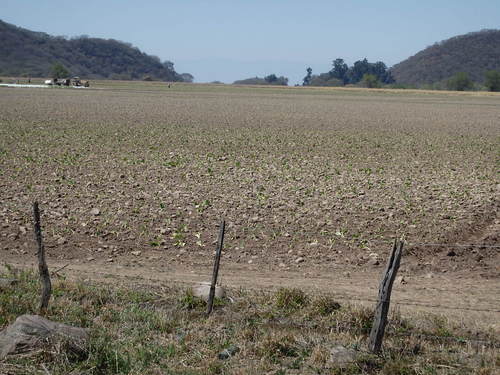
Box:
72, 77, 90, 87
43, 77, 89, 87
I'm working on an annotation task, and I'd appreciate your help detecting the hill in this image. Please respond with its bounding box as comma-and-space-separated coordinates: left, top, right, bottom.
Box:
0, 19, 188, 81
391, 30, 500, 86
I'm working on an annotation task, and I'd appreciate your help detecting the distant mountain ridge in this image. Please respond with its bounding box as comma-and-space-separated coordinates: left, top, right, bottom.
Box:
0, 19, 188, 81
391, 30, 500, 86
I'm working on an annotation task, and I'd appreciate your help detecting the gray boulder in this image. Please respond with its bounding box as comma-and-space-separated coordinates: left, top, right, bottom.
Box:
192, 282, 225, 301
0, 314, 89, 359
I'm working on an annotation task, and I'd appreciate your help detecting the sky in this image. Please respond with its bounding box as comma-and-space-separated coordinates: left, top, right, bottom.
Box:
2, 0, 499, 84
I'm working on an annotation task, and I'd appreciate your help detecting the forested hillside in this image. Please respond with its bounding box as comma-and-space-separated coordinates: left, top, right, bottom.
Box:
391, 30, 500, 86
0, 19, 188, 81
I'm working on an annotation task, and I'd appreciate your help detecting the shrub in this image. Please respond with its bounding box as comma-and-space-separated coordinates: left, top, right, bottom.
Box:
362, 73, 382, 88
446, 72, 473, 91
484, 70, 500, 92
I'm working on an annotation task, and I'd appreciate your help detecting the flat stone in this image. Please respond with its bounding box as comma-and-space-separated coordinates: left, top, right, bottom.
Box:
328, 345, 358, 368
0, 314, 89, 359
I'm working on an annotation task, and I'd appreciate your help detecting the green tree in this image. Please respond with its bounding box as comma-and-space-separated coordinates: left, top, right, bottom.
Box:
362, 74, 381, 88
303, 67, 312, 86
484, 70, 500, 92
330, 58, 349, 84
264, 74, 278, 83
346, 59, 370, 84
51, 62, 69, 79
446, 72, 473, 91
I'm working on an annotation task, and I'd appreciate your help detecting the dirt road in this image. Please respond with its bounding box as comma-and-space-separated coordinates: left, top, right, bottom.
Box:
4, 253, 499, 332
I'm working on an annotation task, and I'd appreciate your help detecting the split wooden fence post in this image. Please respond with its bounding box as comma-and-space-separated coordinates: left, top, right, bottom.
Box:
206, 220, 225, 316
33, 202, 52, 314
368, 239, 404, 353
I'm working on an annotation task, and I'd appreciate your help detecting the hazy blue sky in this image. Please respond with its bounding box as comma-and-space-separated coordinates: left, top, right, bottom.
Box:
2, 0, 499, 84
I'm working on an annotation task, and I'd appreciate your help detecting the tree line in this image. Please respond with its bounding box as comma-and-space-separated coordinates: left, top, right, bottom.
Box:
303, 58, 394, 87
301, 58, 500, 91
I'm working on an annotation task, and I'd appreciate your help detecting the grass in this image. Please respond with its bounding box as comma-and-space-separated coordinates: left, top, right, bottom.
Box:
0, 267, 498, 374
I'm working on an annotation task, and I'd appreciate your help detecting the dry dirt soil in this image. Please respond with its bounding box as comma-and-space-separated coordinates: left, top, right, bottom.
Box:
0, 83, 499, 329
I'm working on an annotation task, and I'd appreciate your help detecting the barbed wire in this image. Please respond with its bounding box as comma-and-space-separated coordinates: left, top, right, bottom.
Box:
326, 293, 500, 314
387, 331, 500, 348
366, 239, 500, 249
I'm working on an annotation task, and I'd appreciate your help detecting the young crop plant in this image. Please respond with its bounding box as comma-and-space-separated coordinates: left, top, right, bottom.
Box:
195, 199, 211, 213
171, 224, 189, 247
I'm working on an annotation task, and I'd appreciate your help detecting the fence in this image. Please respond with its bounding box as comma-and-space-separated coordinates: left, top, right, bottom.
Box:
22, 203, 500, 355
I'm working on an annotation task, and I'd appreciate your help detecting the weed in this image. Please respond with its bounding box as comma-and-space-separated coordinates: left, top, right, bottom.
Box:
178, 288, 205, 310
310, 296, 341, 316
258, 334, 299, 361
274, 287, 308, 312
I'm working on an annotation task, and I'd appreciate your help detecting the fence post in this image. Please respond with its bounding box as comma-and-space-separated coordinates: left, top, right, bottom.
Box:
368, 239, 404, 353
33, 202, 52, 314
206, 220, 225, 316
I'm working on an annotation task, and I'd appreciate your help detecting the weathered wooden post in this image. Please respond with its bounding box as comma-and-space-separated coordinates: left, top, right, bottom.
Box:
206, 220, 225, 316
33, 202, 52, 314
368, 239, 404, 353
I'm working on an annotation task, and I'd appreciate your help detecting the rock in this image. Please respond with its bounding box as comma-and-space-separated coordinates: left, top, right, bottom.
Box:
295, 257, 305, 264
0, 314, 89, 359
218, 345, 240, 360
90, 208, 100, 216
396, 276, 407, 284
192, 282, 225, 302
368, 257, 380, 266
328, 345, 358, 367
